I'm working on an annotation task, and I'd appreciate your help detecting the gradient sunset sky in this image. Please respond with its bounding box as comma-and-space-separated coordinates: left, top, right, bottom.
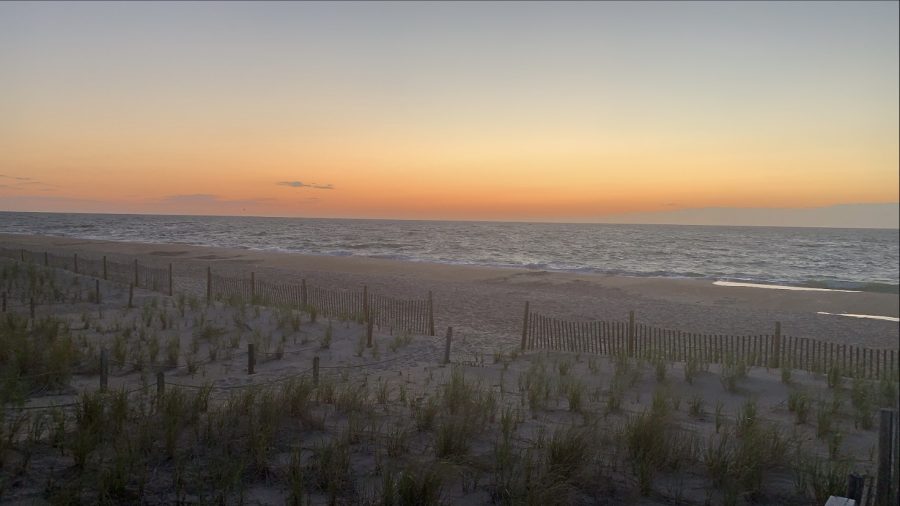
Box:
1, 1, 898, 224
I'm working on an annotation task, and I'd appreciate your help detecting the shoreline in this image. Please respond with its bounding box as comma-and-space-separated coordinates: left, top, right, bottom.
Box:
2, 233, 897, 350
3, 229, 897, 294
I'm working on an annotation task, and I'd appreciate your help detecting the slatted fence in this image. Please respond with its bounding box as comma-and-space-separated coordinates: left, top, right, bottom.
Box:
206, 269, 434, 335
522, 305, 898, 380
369, 293, 431, 335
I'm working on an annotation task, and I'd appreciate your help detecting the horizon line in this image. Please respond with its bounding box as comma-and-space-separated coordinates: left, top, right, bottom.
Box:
1, 207, 897, 231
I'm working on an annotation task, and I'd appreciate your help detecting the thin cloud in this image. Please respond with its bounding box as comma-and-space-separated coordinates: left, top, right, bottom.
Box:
277, 181, 334, 190
161, 194, 273, 205
0, 174, 56, 191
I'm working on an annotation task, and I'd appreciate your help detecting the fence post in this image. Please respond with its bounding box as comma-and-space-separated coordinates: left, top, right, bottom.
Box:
128, 283, 134, 309
876, 408, 896, 506
367, 320, 374, 348
156, 371, 165, 399
95, 279, 100, 304
846, 474, 864, 504
627, 311, 635, 357
133, 259, 139, 287
427, 291, 435, 336
74, 253, 78, 274
100, 348, 109, 392
893, 407, 899, 506
313, 356, 320, 386
102, 255, 107, 280
772, 322, 782, 369
206, 266, 212, 303
250, 272, 255, 299
20, 249, 24, 262
44, 251, 48, 267
168, 263, 173, 296
444, 327, 453, 364
521, 301, 530, 351
248, 343, 256, 375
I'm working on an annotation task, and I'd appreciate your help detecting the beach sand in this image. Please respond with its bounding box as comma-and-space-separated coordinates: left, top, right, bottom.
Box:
2, 233, 896, 353
1, 235, 898, 504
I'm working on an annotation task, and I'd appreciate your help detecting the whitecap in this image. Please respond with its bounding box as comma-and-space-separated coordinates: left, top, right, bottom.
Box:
713, 281, 860, 292
816, 312, 899, 322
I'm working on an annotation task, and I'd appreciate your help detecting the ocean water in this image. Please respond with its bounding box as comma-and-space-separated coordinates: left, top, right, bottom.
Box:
0, 212, 897, 293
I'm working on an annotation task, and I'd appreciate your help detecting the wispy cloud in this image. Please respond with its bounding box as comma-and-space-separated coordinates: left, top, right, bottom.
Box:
277, 181, 334, 190
0, 174, 56, 191
0, 174, 33, 181
161, 194, 273, 205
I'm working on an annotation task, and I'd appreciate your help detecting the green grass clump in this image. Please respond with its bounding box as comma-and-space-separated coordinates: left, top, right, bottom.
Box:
720, 354, 747, 393
382, 466, 443, 506
389, 330, 413, 352
0, 313, 78, 404
788, 390, 810, 424
310, 438, 350, 498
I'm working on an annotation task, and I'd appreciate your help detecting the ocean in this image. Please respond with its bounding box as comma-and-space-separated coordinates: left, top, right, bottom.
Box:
0, 212, 897, 293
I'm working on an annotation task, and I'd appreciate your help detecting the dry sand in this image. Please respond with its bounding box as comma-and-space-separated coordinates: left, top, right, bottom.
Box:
1, 235, 898, 505
2, 233, 896, 354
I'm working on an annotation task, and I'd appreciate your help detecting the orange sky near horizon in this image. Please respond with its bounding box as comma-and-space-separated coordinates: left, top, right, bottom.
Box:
1, 2, 898, 221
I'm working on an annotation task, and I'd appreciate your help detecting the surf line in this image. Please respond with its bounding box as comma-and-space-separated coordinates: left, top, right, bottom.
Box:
816, 312, 899, 322
713, 281, 860, 293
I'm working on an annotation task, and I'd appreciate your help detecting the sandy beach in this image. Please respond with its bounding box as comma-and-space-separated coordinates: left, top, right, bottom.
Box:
2, 233, 897, 354
1, 233, 898, 504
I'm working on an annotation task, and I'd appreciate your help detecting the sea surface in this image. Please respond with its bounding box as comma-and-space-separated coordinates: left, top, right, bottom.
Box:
0, 212, 897, 293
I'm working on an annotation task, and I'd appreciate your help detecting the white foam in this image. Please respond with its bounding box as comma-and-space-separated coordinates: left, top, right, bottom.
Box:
816, 312, 899, 322
713, 281, 860, 293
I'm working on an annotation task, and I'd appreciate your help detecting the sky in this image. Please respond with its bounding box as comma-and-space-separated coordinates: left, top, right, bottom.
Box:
1, 1, 898, 226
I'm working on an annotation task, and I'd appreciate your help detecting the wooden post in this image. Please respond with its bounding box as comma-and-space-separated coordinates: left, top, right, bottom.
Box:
313, 356, 320, 386
206, 266, 212, 303
627, 311, 635, 357
301, 279, 308, 308
444, 327, 453, 364
95, 279, 101, 304
875, 409, 895, 506
521, 301, 530, 351
366, 320, 373, 348
20, 249, 24, 262
30, 297, 35, 319
74, 253, 78, 274
894, 406, 900, 506
846, 474, 865, 504
100, 348, 109, 392
156, 371, 165, 398
248, 343, 256, 374
102, 255, 107, 280
772, 322, 782, 369
168, 263, 173, 296
427, 291, 435, 336
133, 259, 139, 287
250, 272, 255, 299
128, 283, 134, 309
44, 251, 48, 267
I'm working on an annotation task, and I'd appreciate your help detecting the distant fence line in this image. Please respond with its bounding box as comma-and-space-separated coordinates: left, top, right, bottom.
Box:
521, 303, 898, 381
208, 270, 433, 336
0, 247, 435, 337
3, 245, 897, 379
